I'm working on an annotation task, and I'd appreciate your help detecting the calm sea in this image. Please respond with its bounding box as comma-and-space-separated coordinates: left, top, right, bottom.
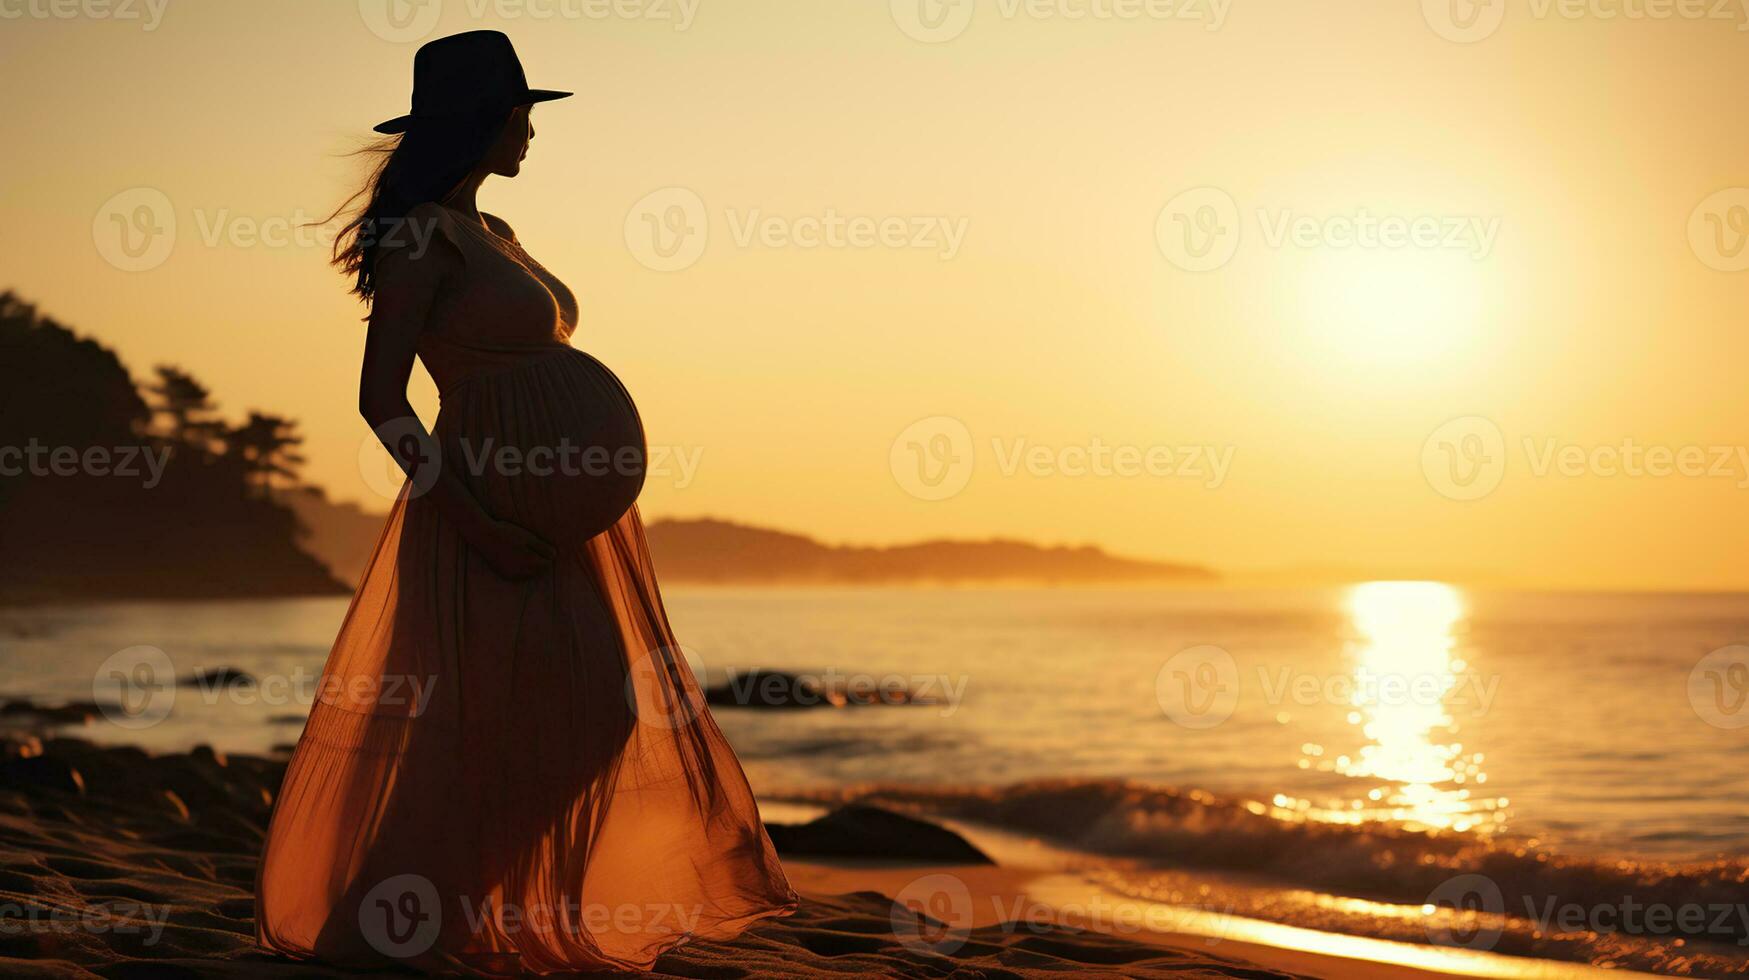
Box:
2, 585, 1745, 864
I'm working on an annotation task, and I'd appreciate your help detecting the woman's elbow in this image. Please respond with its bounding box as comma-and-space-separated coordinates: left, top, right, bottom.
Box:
358, 389, 400, 429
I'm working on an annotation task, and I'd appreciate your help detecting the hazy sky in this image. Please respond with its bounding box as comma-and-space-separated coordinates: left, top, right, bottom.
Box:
4, 0, 1748, 589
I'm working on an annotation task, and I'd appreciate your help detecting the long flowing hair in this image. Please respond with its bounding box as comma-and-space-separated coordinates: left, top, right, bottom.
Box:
329, 108, 509, 303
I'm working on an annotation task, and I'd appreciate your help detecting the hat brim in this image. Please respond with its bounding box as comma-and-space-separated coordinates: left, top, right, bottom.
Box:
373, 89, 573, 135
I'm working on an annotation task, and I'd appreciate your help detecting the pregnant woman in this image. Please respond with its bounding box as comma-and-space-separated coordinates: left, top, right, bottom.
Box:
255, 32, 795, 975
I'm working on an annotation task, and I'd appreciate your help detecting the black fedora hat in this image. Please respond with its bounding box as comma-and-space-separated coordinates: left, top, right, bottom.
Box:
374, 30, 570, 135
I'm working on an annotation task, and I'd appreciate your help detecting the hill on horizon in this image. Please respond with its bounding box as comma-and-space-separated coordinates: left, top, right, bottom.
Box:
285, 494, 1217, 588
642, 518, 1218, 586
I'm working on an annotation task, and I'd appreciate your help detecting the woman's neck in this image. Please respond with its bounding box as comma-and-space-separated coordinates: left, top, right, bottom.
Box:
441, 172, 490, 224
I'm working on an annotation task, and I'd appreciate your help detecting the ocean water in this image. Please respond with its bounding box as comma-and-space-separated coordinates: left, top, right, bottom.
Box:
0, 581, 1742, 864
1, 584, 1745, 868
7, 585, 1749, 974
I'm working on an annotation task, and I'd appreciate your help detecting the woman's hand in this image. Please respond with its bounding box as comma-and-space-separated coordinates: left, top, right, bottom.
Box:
470, 519, 557, 581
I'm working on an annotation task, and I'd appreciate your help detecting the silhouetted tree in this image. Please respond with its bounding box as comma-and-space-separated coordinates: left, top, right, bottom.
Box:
0, 292, 345, 602
229, 412, 306, 497
147, 365, 225, 452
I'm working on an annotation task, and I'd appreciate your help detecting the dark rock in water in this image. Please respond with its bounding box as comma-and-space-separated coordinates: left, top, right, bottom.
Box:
705, 670, 825, 709
0, 699, 105, 726
189, 744, 228, 768
179, 667, 255, 688
765, 805, 992, 865
704, 670, 947, 710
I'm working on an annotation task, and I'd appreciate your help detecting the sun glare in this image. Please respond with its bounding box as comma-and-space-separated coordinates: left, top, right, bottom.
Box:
1298, 250, 1484, 365
1290, 582, 1507, 835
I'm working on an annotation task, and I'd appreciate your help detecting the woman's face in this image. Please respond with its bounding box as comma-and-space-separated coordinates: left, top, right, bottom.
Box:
485, 106, 534, 177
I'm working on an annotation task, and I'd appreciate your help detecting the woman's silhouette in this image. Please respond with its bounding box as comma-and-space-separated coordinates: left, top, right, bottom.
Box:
254, 31, 796, 975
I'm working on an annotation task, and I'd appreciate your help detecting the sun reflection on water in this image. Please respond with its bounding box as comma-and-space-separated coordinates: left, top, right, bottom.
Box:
1292, 582, 1507, 835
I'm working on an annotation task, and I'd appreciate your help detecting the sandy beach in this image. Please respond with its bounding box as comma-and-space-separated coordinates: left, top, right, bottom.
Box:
0, 733, 1437, 979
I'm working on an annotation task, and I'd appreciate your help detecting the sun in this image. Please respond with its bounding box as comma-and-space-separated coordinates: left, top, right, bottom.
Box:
1297, 249, 1485, 365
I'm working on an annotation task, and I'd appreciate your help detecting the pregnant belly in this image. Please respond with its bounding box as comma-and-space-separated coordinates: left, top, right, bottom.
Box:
435, 349, 647, 547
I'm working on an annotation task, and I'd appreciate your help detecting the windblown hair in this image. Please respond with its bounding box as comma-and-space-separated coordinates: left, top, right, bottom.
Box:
328, 108, 510, 304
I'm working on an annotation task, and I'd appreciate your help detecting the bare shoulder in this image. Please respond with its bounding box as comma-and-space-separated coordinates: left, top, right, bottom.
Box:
480, 211, 519, 243
400, 201, 458, 248
376, 203, 463, 274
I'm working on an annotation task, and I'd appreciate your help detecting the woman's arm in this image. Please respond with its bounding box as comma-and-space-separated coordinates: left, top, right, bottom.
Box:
358, 225, 555, 580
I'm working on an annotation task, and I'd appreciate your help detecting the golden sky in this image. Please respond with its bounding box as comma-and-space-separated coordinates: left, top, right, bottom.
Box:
3, 0, 1748, 590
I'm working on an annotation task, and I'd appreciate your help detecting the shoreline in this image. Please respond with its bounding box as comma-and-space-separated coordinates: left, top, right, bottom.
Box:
0, 735, 1690, 979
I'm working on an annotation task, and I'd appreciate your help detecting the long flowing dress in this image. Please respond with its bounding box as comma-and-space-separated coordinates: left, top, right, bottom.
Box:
255, 202, 797, 976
